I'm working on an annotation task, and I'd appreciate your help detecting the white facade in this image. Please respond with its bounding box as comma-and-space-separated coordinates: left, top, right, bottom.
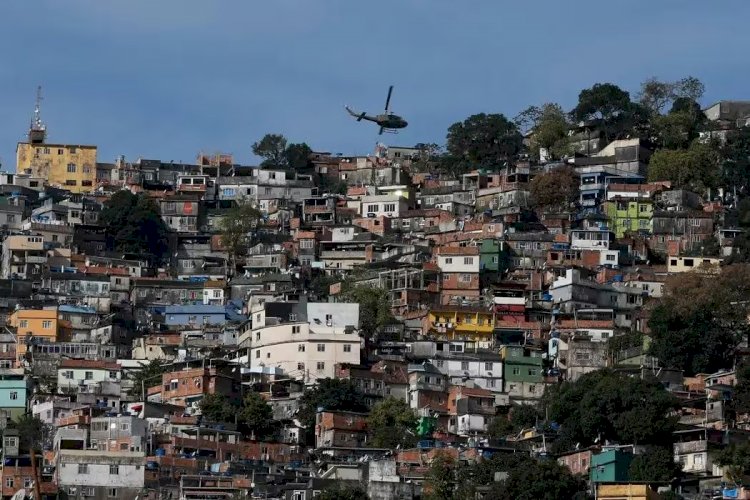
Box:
570, 230, 611, 250
246, 322, 360, 382
57, 366, 121, 393
436, 254, 480, 273
244, 302, 361, 383
202, 286, 225, 305
431, 358, 503, 392
599, 249, 619, 267
450, 414, 488, 436
360, 195, 408, 218
58, 450, 145, 499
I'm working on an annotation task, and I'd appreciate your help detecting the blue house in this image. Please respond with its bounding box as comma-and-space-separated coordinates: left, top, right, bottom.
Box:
0, 369, 30, 420
156, 304, 227, 327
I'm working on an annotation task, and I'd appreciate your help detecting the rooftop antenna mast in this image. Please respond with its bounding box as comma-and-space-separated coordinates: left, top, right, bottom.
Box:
32, 86, 45, 131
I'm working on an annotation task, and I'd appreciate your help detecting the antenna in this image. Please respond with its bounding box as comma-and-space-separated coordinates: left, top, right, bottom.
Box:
32, 86, 45, 131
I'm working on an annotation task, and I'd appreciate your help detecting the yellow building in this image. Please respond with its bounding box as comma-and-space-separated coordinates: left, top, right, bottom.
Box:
16, 142, 97, 193
427, 307, 495, 341
9, 307, 58, 365
15, 97, 97, 193
667, 255, 722, 274
596, 484, 663, 500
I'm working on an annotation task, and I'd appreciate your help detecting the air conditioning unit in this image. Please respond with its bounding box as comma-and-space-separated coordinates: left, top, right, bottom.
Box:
367, 213, 376, 218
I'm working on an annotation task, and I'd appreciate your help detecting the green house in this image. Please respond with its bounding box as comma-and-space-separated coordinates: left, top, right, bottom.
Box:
501, 345, 544, 384
590, 448, 634, 483
603, 198, 653, 238
479, 239, 503, 273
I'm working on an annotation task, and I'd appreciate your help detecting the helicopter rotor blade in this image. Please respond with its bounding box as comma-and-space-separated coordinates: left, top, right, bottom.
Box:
384, 86, 393, 113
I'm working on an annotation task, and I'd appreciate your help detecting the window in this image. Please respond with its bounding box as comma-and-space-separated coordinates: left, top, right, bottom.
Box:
9, 391, 17, 400
512, 367, 520, 375
606, 254, 615, 261
684, 258, 694, 267
300, 239, 314, 249
109, 465, 119, 475
42, 320, 52, 329
317, 344, 325, 352
84, 371, 93, 380
670, 259, 678, 266
298, 344, 305, 352
343, 344, 352, 353
67, 164, 76, 173
108, 488, 118, 498
6, 214, 15, 223
460, 274, 472, 283
213, 290, 221, 298
64, 370, 73, 379
19, 320, 28, 329
463, 257, 473, 265
436, 360, 444, 368
484, 362, 493, 371
529, 384, 536, 393
366, 204, 379, 213
488, 379, 496, 388
528, 368, 537, 376
292, 325, 301, 334
444, 257, 453, 264
5, 478, 12, 489
383, 203, 396, 212
83, 166, 91, 174
461, 361, 469, 370
317, 362, 325, 371
255, 350, 260, 358
78, 464, 89, 474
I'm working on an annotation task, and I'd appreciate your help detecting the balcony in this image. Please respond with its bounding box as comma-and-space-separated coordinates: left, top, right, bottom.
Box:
674, 440, 708, 454
321, 251, 366, 259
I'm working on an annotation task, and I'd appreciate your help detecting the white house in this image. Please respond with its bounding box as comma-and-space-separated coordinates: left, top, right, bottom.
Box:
241, 301, 361, 383
57, 450, 145, 500
360, 194, 408, 218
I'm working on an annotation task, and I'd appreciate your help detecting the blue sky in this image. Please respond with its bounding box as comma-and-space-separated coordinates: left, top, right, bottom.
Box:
1, 1, 749, 168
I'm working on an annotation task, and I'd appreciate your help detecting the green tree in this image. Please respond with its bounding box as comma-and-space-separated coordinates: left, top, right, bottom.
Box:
490, 458, 587, 500
11, 415, 50, 454
99, 191, 170, 263
252, 133, 288, 167
239, 392, 274, 439
339, 283, 395, 341
424, 452, 457, 500
285, 142, 313, 170
128, 359, 170, 397
629, 446, 682, 482
199, 393, 237, 424
716, 442, 750, 484
510, 404, 541, 430
486, 413, 515, 439
647, 141, 719, 191
543, 369, 679, 451
298, 378, 367, 429
446, 113, 522, 171
316, 485, 369, 500
721, 127, 750, 195
367, 397, 417, 449
572, 82, 642, 141
218, 201, 262, 275
638, 76, 705, 115
529, 166, 579, 210
647, 266, 750, 375
516, 103, 572, 161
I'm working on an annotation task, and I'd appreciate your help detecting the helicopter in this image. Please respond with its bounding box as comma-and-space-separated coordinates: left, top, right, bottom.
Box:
345, 85, 408, 135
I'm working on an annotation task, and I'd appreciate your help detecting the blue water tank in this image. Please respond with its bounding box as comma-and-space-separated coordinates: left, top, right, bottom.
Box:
155, 448, 166, 456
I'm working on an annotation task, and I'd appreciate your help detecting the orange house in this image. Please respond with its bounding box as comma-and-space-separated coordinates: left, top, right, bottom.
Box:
9, 307, 58, 366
